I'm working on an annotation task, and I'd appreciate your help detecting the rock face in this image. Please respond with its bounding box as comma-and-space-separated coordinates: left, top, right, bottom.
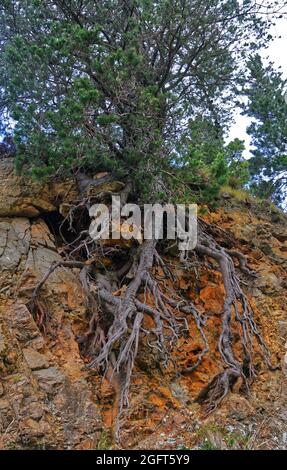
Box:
0, 162, 287, 450
0, 168, 102, 448
23, 348, 49, 370
0, 158, 77, 218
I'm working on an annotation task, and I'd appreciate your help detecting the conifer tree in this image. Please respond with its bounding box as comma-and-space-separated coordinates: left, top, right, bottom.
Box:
1, 0, 282, 201
243, 54, 287, 206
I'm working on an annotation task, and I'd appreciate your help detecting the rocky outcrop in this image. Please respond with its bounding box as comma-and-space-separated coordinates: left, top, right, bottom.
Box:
0, 158, 77, 218
0, 161, 287, 450
0, 212, 102, 449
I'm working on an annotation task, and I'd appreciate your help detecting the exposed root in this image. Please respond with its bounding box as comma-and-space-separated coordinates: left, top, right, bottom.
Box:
29, 260, 86, 329
30, 260, 86, 308
87, 239, 190, 440
196, 369, 240, 412
226, 250, 257, 277
29, 188, 274, 439
195, 228, 272, 413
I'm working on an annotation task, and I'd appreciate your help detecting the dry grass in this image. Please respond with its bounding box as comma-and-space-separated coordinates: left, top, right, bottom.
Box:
220, 185, 258, 203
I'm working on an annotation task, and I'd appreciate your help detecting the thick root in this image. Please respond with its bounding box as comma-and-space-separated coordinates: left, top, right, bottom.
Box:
29, 194, 273, 438
195, 227, 272, 412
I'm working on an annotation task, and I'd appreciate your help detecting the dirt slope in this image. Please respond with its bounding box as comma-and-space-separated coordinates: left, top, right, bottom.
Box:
0, 158, 286, 450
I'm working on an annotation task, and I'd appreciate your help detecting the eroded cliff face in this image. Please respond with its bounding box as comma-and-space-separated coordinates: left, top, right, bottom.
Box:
0, 159, 102, 449
0, 158, 286, 450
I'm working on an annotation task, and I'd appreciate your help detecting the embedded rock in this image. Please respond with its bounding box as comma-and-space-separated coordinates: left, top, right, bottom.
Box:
23, 348, 49, 371
0, 212, 102, 449
33, 367, 64, 392
0, 158, 78, 218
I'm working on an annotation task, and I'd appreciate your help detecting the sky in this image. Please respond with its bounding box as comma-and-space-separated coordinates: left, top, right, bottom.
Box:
228, 16, 287, 155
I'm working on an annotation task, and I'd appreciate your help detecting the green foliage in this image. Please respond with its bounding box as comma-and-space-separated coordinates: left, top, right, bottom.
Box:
167, 118, 248, 204
0, 1, 277, 202
95, 430, 113, 450
225, 139, 250, 188
199, 439, 219, 451
196, 423, 252, 450
242, 54, 287, 206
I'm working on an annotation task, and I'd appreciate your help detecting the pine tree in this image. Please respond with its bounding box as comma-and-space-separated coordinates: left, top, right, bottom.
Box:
0, 0, 277, 201
243, 54, 287, 206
